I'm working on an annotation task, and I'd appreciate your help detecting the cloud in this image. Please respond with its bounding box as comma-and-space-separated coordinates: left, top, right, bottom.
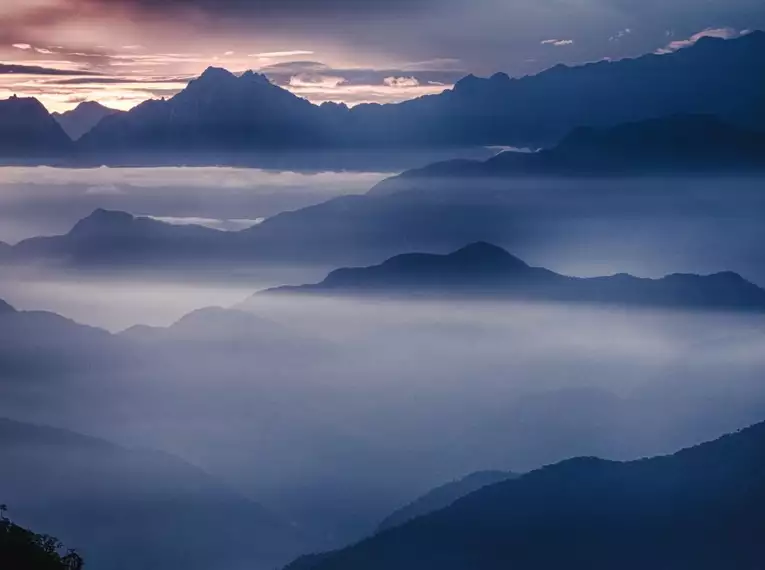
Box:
0, 63, 102, 76
541, 39, 574, 46
383, 76, 420, 88
655, 27, 745, 54
609, 28, 632, 41
250, 50, 315, 58
148, 216, 265, 231
12, 43, 32, 50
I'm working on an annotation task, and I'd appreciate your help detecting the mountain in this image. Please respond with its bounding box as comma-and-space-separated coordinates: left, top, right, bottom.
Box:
377, 471, 516, 533
286, 419, 765, 570
10, 208, 231, 266
77, 68, 326, 154
74, 32, 765, 156
0, 96, 72, 157
6, 199, 477, 269
0, 417, 305, 570
343, 30, 765, 149
371, 114, 765, 194
52, 101, 122, 140
0, 297, 118, 375
120, 305, 326, 360
266, 242, 765, 311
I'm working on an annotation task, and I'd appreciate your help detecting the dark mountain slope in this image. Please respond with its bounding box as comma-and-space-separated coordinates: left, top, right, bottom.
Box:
267, 242, 765, 311
77, 68, 327, 153
287, 419, 765, 570
0, 417, 305, 570
372, 115, 765, 195
0, 96, 72, 157
377, 471, 517, 533
74, 32, 765, 155
0, 298, 117, 376
348, 31, 765, 148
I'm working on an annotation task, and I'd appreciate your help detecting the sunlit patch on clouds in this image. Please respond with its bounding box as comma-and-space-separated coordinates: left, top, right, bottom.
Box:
0, 0, 761, 112
655, 27, 751, 54
541, 39, 574, 46
148, 216, 265, 231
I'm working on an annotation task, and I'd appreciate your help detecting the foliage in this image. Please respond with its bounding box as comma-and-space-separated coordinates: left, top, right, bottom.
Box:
0, 507, 84, 570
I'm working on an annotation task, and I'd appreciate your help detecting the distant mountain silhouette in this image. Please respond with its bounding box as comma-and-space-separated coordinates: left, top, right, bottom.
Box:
10, 208, 231, 266
52, 101, 122, 141
0, 297, 118, 375
0, 417, 305, 570
68, 31, 765, 156
120, 305, 326, 359
286, 419, 765, 570
77, 68, 326, 153
266, 242, 765, 311
377, 471, 517, 533
0, 96, 72, 157
371, 115, 765, 195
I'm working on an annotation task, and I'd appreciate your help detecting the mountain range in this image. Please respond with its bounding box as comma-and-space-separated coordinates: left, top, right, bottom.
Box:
376, 471, 517, 533
52, 101, 122, 141
371, 114, 765, 195
0, 31, 763, 161
0, 417, 305, 570
266, 242, 765, 311
285, 418, 765, 570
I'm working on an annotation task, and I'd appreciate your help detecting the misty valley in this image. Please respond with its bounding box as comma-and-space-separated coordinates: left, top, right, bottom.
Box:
2, 25, 765, 570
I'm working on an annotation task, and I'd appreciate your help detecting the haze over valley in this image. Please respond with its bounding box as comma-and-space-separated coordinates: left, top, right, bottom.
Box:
1, 11, 764, 570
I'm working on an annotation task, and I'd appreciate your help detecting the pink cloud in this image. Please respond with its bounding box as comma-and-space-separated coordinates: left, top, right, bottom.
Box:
655, 27, 745, 54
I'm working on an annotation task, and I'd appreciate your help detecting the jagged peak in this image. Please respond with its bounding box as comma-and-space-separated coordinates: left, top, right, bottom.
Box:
0, 298, 16, 314
239, 70, 272, 85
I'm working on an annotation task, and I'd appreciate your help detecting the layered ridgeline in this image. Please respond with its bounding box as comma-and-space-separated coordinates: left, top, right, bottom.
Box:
0, 31, 762, 159
74, 31, 765, 152
377, 471, 517, 533
6, 108, 765, 272
371, 114, 765, 195
52, 102, 122, 141
265, 242, 765, 312
0, 417, 306, 570
286, 420, 765, 570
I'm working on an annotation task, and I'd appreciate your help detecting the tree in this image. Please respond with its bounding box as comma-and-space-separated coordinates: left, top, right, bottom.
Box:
0, 505, 85, 569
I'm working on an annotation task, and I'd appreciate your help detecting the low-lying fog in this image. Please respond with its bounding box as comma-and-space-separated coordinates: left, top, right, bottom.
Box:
3, 291, 765, 546
0, 166, 389, 243
2, 169, 765, 559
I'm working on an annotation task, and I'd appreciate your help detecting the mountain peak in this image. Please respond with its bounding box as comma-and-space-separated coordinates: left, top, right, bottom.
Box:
239, 70, 272, 85
70, 209, 135, 235
198, 66, 237, 82
449, 242, 528, 268
0, 299, 16, 314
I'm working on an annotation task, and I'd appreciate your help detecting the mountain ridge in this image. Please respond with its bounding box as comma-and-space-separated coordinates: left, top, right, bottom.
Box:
370, 114, 765, 195
285, 418, 765, 570
264, 242, 765, 312
0, 31, 756, 160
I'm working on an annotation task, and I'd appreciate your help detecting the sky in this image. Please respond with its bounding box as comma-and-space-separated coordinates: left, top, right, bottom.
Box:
0, 0, 763, 112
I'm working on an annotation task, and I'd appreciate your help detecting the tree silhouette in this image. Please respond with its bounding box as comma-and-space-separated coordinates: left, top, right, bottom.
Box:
0, 505, 84, 569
